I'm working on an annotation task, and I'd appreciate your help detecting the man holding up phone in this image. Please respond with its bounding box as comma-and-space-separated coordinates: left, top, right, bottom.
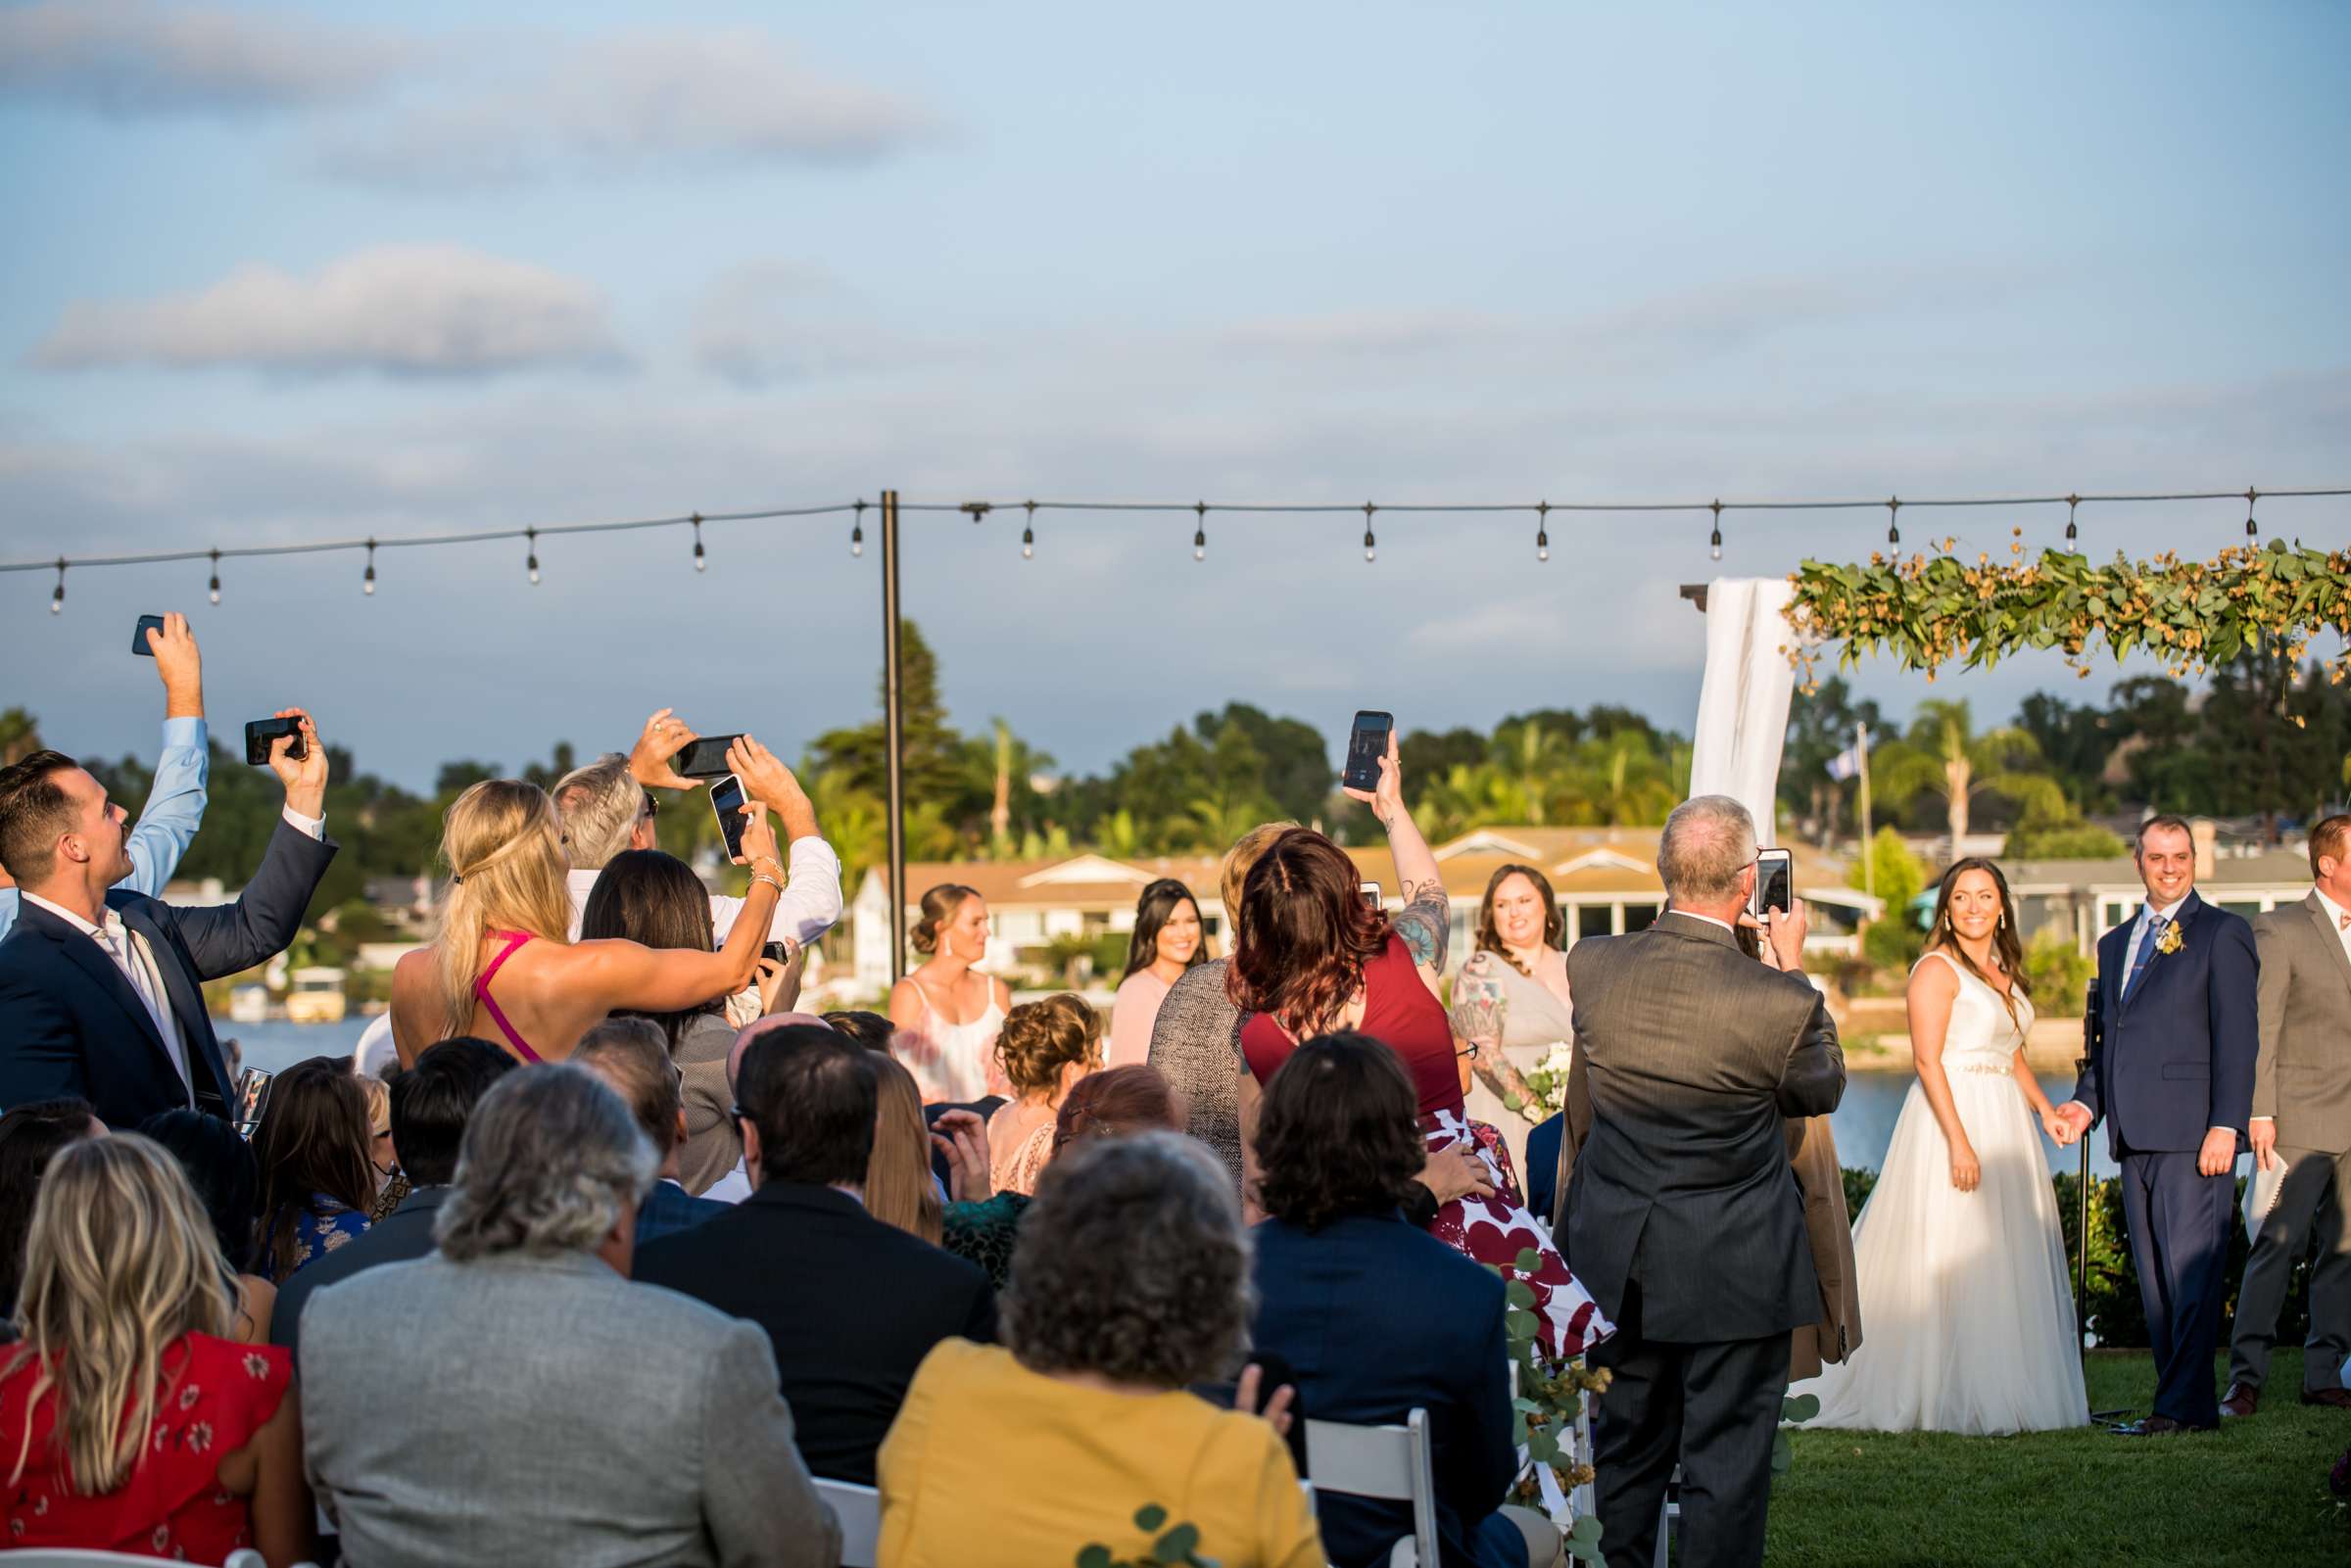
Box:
0, 612, 211, 943
0, 708, 337, 1127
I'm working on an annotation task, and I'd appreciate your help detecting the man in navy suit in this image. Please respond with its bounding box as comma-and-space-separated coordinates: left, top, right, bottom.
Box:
2055, 815, 2258, 1435
0, 712, 336, 1127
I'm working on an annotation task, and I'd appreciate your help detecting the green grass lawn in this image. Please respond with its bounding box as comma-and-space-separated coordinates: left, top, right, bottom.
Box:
1761, 1352, 2347, 1566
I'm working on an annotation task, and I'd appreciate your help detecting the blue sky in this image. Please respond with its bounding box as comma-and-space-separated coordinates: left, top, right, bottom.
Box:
3, 0, 2346, 790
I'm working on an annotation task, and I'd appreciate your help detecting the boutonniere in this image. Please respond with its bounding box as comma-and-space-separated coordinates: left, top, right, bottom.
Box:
2155, 920, 2184, 957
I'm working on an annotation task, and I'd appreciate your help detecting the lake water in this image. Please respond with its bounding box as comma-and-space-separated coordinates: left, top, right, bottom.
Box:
225, 1019, 2119, 1178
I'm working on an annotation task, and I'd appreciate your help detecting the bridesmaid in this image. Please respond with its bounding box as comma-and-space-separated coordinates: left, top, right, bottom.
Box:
1107, 878, 1209, 1069
1450, 863, 1576, 1178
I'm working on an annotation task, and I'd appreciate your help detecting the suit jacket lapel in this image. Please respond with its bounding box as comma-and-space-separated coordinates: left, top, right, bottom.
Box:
2116, 892, 2199, 1021
2307, 892, 2351, 1005
118, 900, 229, 1107
26, 902, 176, 1066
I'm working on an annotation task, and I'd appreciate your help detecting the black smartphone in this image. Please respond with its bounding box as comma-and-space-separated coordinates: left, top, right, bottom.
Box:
1751, 847, 1795, 919
1342, 709, 1393, 792
243, 717, 306, 765
708, 773, 749, 861
677, 734, 744, 780
131, 614, 166, 656
232, 1067, 274, 1139
761, 940, 791, 966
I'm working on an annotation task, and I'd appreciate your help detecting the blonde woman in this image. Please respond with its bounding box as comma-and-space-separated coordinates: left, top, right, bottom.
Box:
987, 994, 1104, 1195
865, 1055, 946, 1245
1, 1134, 313, 1565
389, 779, 783, 1067
888, 884, 1011, 1104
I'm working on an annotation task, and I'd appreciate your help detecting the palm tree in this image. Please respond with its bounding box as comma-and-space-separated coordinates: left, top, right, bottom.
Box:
1872, 700, 2042, 856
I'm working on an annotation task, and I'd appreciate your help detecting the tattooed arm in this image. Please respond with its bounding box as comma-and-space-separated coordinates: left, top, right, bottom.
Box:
1449, 953, 1545, 1121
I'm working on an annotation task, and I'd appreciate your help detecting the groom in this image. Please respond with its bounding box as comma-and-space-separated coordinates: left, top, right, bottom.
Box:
2055, 815, 2258, 1435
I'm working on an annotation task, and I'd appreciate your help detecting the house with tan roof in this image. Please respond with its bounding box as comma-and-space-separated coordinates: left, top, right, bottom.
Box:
848, 827, 1876, 992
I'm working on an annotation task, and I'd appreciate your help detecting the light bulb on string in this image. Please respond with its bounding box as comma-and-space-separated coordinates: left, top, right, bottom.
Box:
1886, 497, 1900, 546
362, 541, 376, 596
1193, 501, 1207, 562
1363, 502, 1376, 564
851, 499, 866, 558
2244, 488, 2259, 540
49, 559, 64, 614
2065, 495, 2079, 546
692, 513, 705, 572
1709, 500, 1724, 562
1021, 501, 1035, 560
1535, 502, 1550, 563
208, 549, 221, 605
526, 528, 541, 586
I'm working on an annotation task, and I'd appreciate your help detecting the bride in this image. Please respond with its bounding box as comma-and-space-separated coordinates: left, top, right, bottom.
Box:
1799, 857, 2087, 1434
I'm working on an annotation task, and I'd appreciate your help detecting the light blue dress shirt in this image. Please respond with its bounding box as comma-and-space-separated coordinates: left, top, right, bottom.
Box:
0, 716, 210, 943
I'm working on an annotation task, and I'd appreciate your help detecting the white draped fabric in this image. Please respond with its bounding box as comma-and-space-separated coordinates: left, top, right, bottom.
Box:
1687, 577, 1798, 845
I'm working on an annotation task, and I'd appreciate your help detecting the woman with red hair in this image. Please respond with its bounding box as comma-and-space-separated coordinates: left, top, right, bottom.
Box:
1228, 731, 1607, 1362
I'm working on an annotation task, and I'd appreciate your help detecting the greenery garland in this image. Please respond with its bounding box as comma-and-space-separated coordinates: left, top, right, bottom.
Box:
1786, 535, 2351, 699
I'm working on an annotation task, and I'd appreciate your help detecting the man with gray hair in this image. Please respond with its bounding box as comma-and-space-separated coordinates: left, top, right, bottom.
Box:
300, 1064, 840, 1568
553, 710, 842, 953
1564, 794, 1844, 1568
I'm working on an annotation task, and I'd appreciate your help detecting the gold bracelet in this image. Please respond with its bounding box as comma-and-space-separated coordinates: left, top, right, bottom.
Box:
749, 872, 785, 893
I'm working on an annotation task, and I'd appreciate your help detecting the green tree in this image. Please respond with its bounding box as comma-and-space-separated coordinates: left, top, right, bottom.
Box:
2195, 651, 2351, 838
1871, 699, 2041, 851
1779, 678, 1883, 846
808, 620, 981, 821
1, 707, 41, 766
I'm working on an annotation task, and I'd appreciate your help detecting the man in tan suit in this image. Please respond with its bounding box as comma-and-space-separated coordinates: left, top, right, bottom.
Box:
2222, 813, 2351, 1414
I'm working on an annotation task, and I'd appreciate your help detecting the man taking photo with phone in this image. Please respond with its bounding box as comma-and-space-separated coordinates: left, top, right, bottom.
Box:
0, 612, 211, 942
0, 707, 337, 1127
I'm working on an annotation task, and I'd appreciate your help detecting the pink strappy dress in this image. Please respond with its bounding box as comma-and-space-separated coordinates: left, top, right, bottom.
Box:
475, 930, 546, 1064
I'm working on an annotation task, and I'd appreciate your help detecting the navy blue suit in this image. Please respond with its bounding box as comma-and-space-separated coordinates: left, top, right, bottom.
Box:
0, 819, 335, 1126
1525, 1114, 1565, 1233
635, 1176, 729, 1247
1251, 1211, 1526, 1568
2069, 890, 2259, 1427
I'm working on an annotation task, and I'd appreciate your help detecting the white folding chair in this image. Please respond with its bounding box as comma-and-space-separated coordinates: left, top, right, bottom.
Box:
815, 1475, 883, 1568
1304, 1408, 1440, 1568
1652, 1464, 1683, 1568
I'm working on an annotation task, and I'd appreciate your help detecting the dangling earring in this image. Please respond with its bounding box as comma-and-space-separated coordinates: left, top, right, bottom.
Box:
1997, 912, 2006, 929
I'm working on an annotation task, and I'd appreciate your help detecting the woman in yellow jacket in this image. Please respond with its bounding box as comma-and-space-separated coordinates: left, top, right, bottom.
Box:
879, 1133, 1322, 1568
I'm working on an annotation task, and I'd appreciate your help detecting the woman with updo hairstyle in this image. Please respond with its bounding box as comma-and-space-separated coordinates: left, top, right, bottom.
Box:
878, 1133, 1323, 1568
888, 883, 1011, 1104
986, 993, 1103, 1195
1107, 878, 1208, 1069
390, 779, 784, 1068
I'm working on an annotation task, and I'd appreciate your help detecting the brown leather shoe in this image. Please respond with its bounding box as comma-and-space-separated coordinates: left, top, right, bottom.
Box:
2301, 1387, 2351, 1410
2219, 1383, 2260, 1418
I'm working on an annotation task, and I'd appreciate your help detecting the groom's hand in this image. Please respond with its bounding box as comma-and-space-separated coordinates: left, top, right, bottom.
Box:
2197, 1127, 2238, 1178
2051, 1103, 2091, 1146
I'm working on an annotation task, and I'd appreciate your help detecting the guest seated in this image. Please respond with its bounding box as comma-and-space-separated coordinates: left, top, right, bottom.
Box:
268, 1037, 515, 1359
353, 1071, 408, 1220
387, 779, 783, 1068
937, 1063, 1184, 1288
139, 1108, 273, 1344
300, 1064, 839, 1567
0, 1134, 312, 1566
867, 1055, 946, 1244
0, 1096, 103, 1309
1250, 1033, 1561, 1568
986, 992, 1103, 1194
248, 1056, 375, 1284
826, 1009, 896, 1052
880, 1133, 1324, 1568
572, 1016, 729, 1244
636, 1022, 996, 1484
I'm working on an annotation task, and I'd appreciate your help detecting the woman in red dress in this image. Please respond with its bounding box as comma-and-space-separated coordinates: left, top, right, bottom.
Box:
2, 1134, 312, 1566
1227, 730, 1608, 1361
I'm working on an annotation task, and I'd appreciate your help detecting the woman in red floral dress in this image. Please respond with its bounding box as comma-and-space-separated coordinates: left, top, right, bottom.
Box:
2, 1134, 311, 1566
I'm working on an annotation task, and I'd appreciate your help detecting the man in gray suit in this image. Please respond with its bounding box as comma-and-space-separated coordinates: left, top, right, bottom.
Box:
1565, 795, 1844, 1568
2223, 812, 2351, 1415
300, 1064, 840, 1568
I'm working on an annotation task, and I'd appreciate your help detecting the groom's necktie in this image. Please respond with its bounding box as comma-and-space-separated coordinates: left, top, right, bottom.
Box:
2123, 912, 2167, 1001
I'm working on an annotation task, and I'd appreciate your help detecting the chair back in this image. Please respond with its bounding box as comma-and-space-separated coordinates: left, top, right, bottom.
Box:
1303, 1408, 1439, 1568
816, 1475, 883, 1568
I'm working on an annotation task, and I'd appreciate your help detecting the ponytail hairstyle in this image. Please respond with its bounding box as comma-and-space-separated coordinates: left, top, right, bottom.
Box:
431, 781, 576, 1041
996, 992, 1103, 1099
910, 883, 981, 957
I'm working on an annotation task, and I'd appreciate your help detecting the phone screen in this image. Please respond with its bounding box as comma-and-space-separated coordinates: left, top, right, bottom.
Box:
678, 735, 744, 780
708, 774, 749, 861
233, 1067, 274, 1139
1360, 881, 1382, 913
243, 718, 306, 766
1342, 710, 1393, 792
131, 614, 166, 656
1751, 849, 1795, 919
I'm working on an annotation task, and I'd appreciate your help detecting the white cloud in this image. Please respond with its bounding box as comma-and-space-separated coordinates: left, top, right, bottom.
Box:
689, 261, 970, 386
29, 245, 624, 376
0, 0, 412, 114
316, 29, 936, 189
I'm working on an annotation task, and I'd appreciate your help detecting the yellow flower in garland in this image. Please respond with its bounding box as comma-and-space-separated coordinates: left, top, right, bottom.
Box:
2155, 920, 2185, 957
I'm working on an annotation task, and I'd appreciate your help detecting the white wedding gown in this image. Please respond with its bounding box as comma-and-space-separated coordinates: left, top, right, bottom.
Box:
1797, 950, 2088, 1434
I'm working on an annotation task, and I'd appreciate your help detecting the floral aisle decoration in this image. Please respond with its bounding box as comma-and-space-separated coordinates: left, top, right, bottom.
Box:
1496, 1246, 1607, 1563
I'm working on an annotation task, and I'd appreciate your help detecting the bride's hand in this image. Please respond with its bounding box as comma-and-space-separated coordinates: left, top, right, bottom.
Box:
1948, 1142, 1982, 1194
2037, 1107, 2069, 1143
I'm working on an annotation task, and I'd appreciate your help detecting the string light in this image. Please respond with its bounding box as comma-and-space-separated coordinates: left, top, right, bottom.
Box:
525, 527, 540, 586
49, 559, 63, 614
207, 548, 221, 605
851, 499, 866, 558
1709, 499, 1724, 562
361, 540, 376, 595
1535, 501, 1550, 563
2065, 495, 2079, 545
2245, 487, 2259, 540
692, 513, 705, 572
1886, 497, 1900, 546
963, 501, 991, 524
1193, 500, 1207, 562
1363, 502, 1376, 564
1021, 500, 1034, 560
